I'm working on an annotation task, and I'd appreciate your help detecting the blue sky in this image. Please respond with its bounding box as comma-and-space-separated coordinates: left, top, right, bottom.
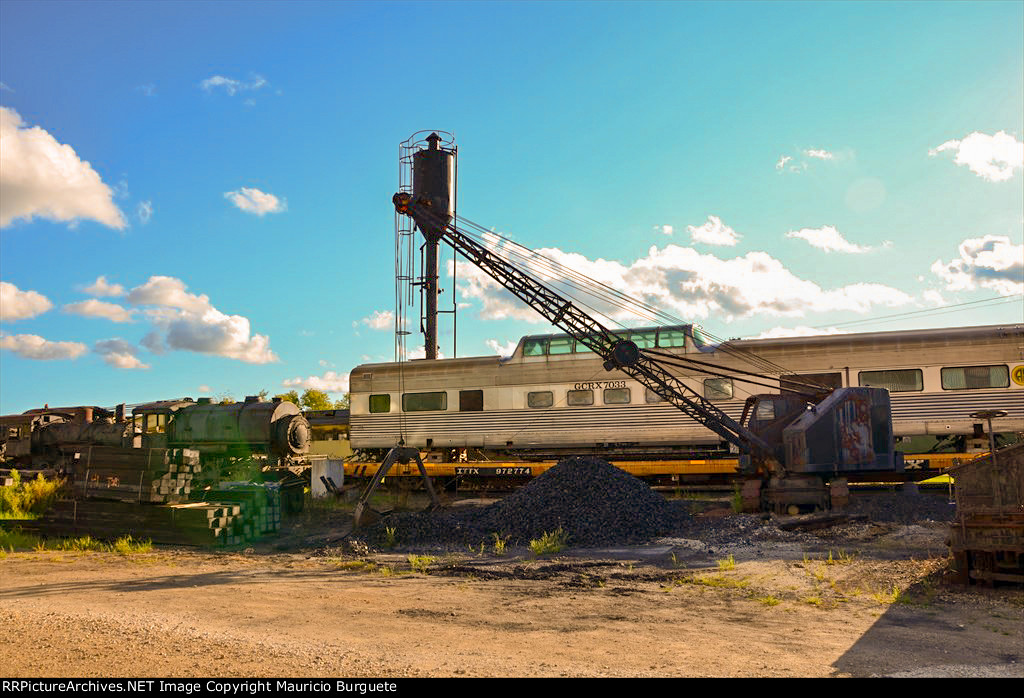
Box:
1, 0, 1022, 414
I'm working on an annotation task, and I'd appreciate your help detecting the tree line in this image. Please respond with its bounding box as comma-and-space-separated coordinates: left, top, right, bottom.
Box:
214, 389, 349, 411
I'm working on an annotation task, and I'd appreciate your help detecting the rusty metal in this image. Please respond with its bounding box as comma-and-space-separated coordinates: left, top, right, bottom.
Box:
948, 441, 1024, 585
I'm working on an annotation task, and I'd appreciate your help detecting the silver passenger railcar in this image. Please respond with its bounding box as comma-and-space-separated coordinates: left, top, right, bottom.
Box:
349, 324, 1024, 459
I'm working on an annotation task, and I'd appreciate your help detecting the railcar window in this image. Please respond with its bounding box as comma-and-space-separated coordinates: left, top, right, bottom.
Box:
604, 387, 631, 404
658, 329, 687, 348
704, 378, 733, 400
940, 365, 1009, 390
781, 372, 842, 394
631, 330, 658, 349
567, 389, 594, 406
690, 326, 710, 350
858, 369, 923, 393
527, 391, 553, 408
402, 392, 447, 412
459, 390, 484, 411
523, 338, 548, 356
369, 394, 391, 413
548, 336, 573, 355
645, 387, 666, 403
755, 400, 775, 421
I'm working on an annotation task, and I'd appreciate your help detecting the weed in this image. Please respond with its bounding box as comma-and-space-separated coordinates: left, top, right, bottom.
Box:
716, 554, 736, 571
0, 471, 65, 519
803, 596, 823, 606
334, 560, 372, 571
826, 549, 856, 565
58, 536, 107, 552
686, 574, 749, 590
757, 595, 782, 606
871, 585, 903, 605
812, 565, 827, 583
383, 526, 397, 550
378, 565, 395, 576
407, 554, 435, 573
491, 532, 510, 557
112, 536, 152, 555
529, 528, 568, 556
730, 484, 742, 513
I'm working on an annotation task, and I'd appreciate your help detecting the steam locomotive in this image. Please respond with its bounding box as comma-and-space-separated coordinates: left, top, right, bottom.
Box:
1, 396, 312, 483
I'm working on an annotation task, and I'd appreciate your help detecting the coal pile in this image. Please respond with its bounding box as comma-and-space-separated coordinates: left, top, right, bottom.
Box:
357, 457, 690, 549
847, 488, 957, 523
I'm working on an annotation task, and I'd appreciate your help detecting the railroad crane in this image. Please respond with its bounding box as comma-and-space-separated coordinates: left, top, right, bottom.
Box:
354, 134, 901, 522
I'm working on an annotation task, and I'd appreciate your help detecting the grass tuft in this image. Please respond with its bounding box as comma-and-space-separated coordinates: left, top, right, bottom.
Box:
112, 536, 152, 555
491, 532, 510, 556
407, 554, 435, 573
716, 554, 736, 571
529, 528, 568, 556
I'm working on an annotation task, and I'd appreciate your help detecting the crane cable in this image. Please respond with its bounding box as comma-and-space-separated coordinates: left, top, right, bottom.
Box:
451, 214, 811, 379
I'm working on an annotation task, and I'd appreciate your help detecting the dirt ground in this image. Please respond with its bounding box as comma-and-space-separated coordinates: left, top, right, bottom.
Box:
2, 501, 1023, 678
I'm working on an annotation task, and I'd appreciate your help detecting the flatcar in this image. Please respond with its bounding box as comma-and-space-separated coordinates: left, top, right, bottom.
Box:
348, 323, 1024, 462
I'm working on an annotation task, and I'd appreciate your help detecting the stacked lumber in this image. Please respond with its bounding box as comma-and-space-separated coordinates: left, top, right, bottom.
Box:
197, 484, 282, 538
26, 484, 283, 548
68, 446, 201, 504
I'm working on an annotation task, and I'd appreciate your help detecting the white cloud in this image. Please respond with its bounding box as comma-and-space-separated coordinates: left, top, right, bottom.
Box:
652, 224, 673, 236
200, 74, 268, 96
63, 299, 136, 323
126, 275, 211, 313
929, 131, 1024, 182
0, 107, 126, 229
922, 289, 946, 306
126, 276, 278, 363
136, 200, 153, 224
454, 239, 914, 326
0, 333, 87, 360
0, 281, 52, 321
688, 215, 740, 246
94, 339, 149, 369
82, 276, 125, 297
136, 84, 156, 97
775, 155, 792, 171
931, 235, 1024, 296
361, 310, 394, 330
753, 326, 847, 339
486, 338, 519, 357
785, 225, 871, 254
224, 187, 286, 216
198, 384, 212, 393
282, 370, 350, 394
405, 345, 445, 360
804, 148, 834, 160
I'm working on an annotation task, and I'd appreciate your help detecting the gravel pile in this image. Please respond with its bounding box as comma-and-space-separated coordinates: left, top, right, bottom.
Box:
357, 456, 691, 549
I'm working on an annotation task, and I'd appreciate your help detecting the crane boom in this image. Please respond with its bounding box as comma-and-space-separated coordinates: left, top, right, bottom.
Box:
394, 193, 774, 459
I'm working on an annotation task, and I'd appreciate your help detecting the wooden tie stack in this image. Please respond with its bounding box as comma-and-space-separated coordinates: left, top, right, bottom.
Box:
28, 485, 283, 547
68, 446, 200, 504
197, 485, 282, 539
